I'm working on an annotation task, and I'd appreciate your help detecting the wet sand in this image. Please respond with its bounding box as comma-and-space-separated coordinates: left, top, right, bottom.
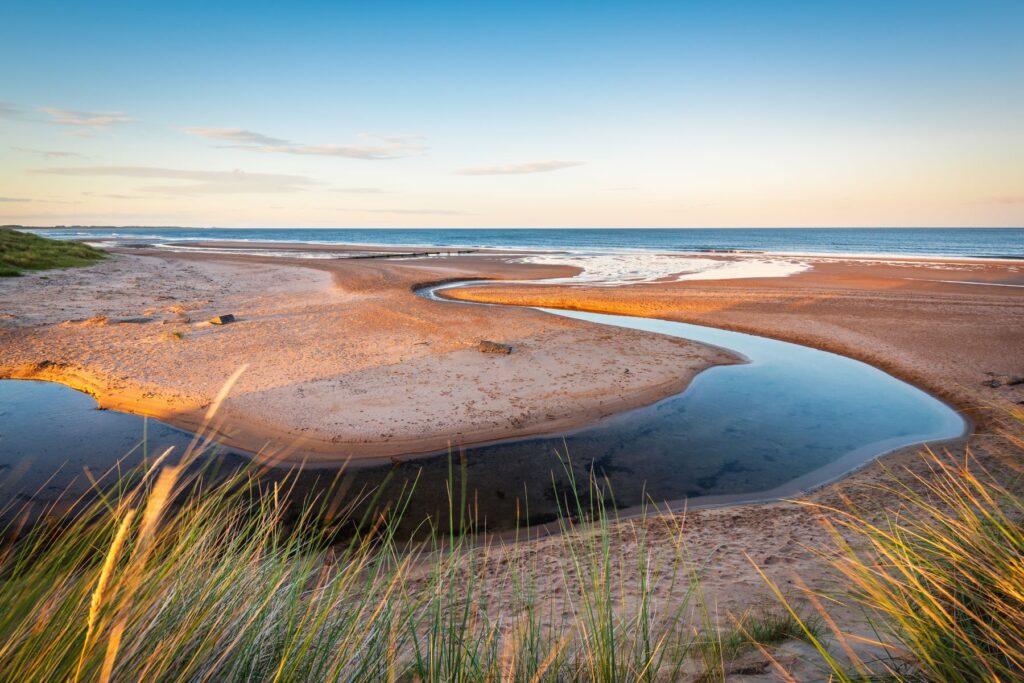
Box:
445, 255, 1024, 421
0, 246, 733, 462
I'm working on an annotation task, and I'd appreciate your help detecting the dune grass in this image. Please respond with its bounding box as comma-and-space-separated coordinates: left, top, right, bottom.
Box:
0, 447, 716, 682
811, 451, 1023, 681
759, 413, 1024, 682
0, 227, 107, 276
0, 412, 1021, 681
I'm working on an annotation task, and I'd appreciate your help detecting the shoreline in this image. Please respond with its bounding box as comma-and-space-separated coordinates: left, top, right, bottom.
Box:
121, 241, 1024, 265
443, 258, 1024, 427
20, 227, 1024, 263
2, 241, 1019, 463
4, 242, 1019, 443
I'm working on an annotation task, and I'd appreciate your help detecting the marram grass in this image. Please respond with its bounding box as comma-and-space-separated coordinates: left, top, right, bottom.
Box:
0, 227, 107, 276
808, 448, 1024, 681
0, 413, 1021, 681
759, 410, 1024, 682
0, 442, 718, 682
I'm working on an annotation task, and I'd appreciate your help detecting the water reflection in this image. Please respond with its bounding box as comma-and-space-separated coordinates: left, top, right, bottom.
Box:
1, 302, 964, 535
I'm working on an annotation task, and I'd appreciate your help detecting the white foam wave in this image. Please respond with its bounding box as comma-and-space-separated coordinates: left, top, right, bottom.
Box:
519, 253, 810, 286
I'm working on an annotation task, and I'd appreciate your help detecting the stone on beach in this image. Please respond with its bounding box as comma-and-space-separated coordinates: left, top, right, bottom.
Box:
478, 340, 512, 354
208, 314, 236, 325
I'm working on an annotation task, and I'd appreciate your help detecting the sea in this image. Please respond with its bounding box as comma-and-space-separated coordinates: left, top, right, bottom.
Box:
27, 227, 1024, 260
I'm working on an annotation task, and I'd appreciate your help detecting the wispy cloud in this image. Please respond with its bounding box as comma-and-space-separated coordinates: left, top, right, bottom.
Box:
83, 191, 152, 200
986, 195, 1024, 205
41, 107, 132, 128
0, 197, 80, 205
184, 127, 289, 147
455, 160, 583, 176
0, 210, 177, 222
34, 166, 322, 195
0, 102, 31, 121
184, 127, 426, 159
361, 208, 468, 215
289, 140, 425, 159
0, 103, 131, 133
11, 146, 90, 159
333, 187, 387, 194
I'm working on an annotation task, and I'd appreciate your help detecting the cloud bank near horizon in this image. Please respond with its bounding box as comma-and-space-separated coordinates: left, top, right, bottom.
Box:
34, 165, 321, 195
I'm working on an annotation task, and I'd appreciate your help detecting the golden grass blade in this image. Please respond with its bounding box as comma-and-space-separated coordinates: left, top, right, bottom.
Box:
74, 508, 135, 683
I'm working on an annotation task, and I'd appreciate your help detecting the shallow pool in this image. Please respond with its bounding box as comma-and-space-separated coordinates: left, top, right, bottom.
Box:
0, 286, 966, 532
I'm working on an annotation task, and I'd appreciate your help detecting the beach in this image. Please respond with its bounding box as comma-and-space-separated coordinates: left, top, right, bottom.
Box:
2, 237, 1023, 676
5, 244, 1019, 453
445, 253, 1024, 420
0, 244, 736, 463
3, 243, 1021, 461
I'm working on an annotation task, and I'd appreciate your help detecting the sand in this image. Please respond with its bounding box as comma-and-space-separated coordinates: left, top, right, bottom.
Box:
445, 254, 1024, 420
0, 247, 733, 463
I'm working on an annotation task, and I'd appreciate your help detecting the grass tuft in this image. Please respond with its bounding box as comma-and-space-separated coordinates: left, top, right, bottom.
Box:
749, 432, 1024, 681
817, 448, 1024, 682
718, 609, 821, 660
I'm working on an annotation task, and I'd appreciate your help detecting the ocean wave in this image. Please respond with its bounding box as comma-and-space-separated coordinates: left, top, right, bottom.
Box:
519, 253, 811, 285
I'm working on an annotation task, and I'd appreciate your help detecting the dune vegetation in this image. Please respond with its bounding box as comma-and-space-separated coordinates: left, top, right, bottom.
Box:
0, 408, 1021, 682
0, 227, 107, 277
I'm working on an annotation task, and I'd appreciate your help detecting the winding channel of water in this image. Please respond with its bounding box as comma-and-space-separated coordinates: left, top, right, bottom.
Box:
0, 280, 966, 532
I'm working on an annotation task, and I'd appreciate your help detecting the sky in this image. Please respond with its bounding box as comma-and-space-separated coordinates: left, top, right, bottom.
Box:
1, 0, 1022, 228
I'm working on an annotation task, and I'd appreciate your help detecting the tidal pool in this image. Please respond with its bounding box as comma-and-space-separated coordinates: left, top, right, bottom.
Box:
0, 287, 966, 533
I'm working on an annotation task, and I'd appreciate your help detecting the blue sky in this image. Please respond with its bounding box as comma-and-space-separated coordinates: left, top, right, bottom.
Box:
2, 0, 1022, 227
